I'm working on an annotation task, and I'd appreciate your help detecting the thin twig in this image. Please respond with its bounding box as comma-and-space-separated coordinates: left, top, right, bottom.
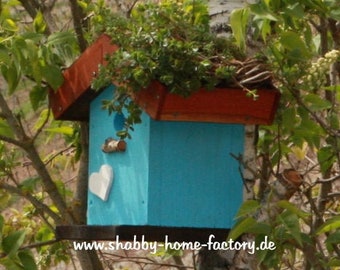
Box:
0, 134, 25, 147
315, 174, 340, 183
32, 108, 51, 142
44, 144, 75, 166
0, 182, 62, 224
0, 239, 60, 259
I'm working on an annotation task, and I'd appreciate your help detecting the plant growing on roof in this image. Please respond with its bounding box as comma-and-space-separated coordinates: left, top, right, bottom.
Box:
92, 0, 271, 139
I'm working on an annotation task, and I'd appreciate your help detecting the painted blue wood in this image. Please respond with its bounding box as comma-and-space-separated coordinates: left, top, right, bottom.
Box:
88, 85, 244, 228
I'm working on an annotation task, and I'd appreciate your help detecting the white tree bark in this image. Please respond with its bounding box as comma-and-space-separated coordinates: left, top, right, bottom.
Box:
209, 0, 245, 38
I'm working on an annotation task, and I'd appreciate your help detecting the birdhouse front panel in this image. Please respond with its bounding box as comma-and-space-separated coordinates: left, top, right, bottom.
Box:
88, 85, 244, 229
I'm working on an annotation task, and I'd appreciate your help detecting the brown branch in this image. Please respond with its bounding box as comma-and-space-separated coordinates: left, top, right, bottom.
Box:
289, 88, 335, 136
326, 192, 340, 198
25, 143, 76, 224
0, 182, 62, 224
43, 144, 75, 166
0, 92, 75, 224
18, 0, 39, 20
126, 0, 141, 17
308, 18, 322, 33
19, 0, 58, 34
19, 239, 59, 251
0, 134, 26, 148
0, 239, 60, 259
328, 19, 340, 49
0, 92, 30, 144
315, 174, 340, 183
68, 0, 88, 52
32, 109, 51, 142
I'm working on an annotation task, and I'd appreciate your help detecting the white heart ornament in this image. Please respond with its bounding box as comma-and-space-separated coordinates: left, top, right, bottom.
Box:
89, 164, 114, 201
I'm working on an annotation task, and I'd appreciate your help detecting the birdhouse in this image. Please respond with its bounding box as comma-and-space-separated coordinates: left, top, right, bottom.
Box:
51, 35, 280, 242
88, 84, 245, 228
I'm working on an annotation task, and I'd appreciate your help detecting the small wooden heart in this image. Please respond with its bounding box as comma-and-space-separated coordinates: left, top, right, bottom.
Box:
89, 164, 113, 201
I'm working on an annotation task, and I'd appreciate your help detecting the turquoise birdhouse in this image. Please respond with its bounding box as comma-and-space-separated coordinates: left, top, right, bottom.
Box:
50, 35, 280, 241
88, 85, 244, 229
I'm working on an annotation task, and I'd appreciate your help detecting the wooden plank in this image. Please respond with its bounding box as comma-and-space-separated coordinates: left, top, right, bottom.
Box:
134, 81, 280, 125
56, 225, 230, 243
88, 89, 244, 228
49, 34, 118, 120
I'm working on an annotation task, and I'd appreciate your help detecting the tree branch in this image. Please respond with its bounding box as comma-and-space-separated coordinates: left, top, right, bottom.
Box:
32, 108, 51, 142
0, 239, 60, 259
315, 174, 340, 183
0, 182, 62, 224
68, 0, 88, 52
0, 134, 25, 148
18, 0, 39, 19
0, 92, 30, 144
0, 91, 75, 224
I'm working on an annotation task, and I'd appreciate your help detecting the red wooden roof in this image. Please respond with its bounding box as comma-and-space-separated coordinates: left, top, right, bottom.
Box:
49, 34, 118, 121
49, 34, 280, 125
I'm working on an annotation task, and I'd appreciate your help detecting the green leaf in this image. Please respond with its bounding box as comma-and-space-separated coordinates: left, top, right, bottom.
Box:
31, 61, 42, 86
282, 107, 297, 131
277, 200, 310, 221
2, 230, 26, 257
0, 214, 4, 242
0, 119, 14, 138
317, 146, 336, 174
42, 65, 64, 90
44, 126, 74, 136
284, 3, 305, 18
33, 109, 50, 131
20, 32, 44, 43
246, 222, 272, 235
304, 0, 328, 14
277, 211, 302, 247
325, 231, 340, 252
235, 200, 260, 219
77, 1, 88, 10
294, 116, 323, 148
228, 217, 257, 240
304, 94, 332, 111
254, 234, 277, 266
0, 192, 12, 212
316, 216, 340, 234
33, 11, 46, 33
258, 19, 272, 42
1, 63, 20, 94
116, 130, 129, 140
249, 3, 279, 21
3, 19, 18, 32
29, 85, 47, 111
19, 177, 40, 193
330, 8, 340, 20
0, 46, 11, 64
47, 31, 77, 47
280, 31, 309, 59
328, 257, 340, 267
0, 257, 22, 270
230, 8, 250, 51
35, 225, 54, 243
18, 250, 37, 270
